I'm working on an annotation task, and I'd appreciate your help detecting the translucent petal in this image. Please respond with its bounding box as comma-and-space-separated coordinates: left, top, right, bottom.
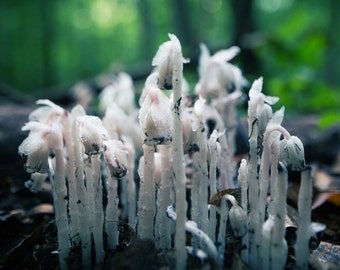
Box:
249, 77, 263, 98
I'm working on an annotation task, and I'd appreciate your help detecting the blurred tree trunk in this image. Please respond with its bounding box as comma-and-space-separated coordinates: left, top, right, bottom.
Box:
137, 0, 154, 60
229, 0, 260, 76
40, 0, 55, 87
171, 0, 194, 50
323, 0, 340, 86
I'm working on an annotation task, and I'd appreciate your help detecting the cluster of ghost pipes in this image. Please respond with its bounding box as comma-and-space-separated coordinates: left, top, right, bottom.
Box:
18, 34, 312, 270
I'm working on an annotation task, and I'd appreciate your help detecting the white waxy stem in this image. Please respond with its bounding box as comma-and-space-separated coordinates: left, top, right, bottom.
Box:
217, 196, 228, 261
92, 155, 105, 267
137, 144, 156, 240
62, 110, 80, 246
77, 115, 108, 268
270, 162, 288, 270
166, 206, 220, 268
208, 129, 224, 242
295, 166, 313, 270
238, 159, 249, 263
157, 145, 173, 249
70, 105, 92, 270
261, 215, 274, 270
167, 33, 188, 270
247, 78, 262, 265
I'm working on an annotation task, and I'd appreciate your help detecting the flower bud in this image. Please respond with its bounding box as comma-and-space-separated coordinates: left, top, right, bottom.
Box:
279, 135, 306, 171
152, 34, 189, 90
228, 203, 248, 238
104, 140, 129, 178
139, 87, 173, 146
77, 115, 109, 156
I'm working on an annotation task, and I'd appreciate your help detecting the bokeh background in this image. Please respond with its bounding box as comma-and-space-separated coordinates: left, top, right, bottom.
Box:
1, 0, 339, 127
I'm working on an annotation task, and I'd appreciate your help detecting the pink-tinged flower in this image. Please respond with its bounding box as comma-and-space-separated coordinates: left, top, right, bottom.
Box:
139, 86, 173, 146
29, 99, 66, 125
104, 140, 129, 178
76, 115, 109, 156
195, 44, 247, 99
18, 122, 61, 173
152, 33, 189, 90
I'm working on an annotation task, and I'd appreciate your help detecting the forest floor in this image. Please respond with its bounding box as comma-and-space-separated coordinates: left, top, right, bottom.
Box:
0, 101, 339, 269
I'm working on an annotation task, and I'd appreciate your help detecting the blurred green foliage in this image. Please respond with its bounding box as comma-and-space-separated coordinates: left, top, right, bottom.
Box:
1, 0, 339, 127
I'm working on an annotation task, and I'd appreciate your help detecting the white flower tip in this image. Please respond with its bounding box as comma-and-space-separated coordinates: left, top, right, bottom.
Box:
229, 204, 247, 238
249, 77, 263, 97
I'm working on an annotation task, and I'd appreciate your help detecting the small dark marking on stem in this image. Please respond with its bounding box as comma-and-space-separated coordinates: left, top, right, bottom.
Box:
248, 118, 258, 139
174, 96, 182, 115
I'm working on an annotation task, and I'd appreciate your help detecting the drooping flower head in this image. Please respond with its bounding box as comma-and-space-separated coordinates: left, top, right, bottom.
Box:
104, 140, 129, 178
152, 33, 189, 90
76, 115, 109, 156
28, 99, 66, 127
18, 121, 63, 173
139, 84, 173, 146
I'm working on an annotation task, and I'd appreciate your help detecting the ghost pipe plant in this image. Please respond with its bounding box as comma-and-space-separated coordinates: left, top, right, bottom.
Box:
19, 121, 70, 270
138, 79, 173, 240
150, 33, 189, 269
77, 115, 109, 267
17, 34, 315, 270
103, 139, 129, 250
195, 44, 246, 190
247, 77, 280, 265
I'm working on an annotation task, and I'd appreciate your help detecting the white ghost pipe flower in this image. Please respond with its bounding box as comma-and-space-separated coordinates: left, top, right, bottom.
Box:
247, 78, 280, 265
152, 34, 189, 90
32, 99, 81, 246
279, 135, 306, 171
225, 194, 247, 238
76, 115, 108, 267
77, 115, 109, 156
99, 72, 136, 114
19, 123, 50, 174
102, 101, 143, 150
29, 99, 65, 125
138, 79, 172, 241
139, 86, 173, 146
195, 43, 246, 99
